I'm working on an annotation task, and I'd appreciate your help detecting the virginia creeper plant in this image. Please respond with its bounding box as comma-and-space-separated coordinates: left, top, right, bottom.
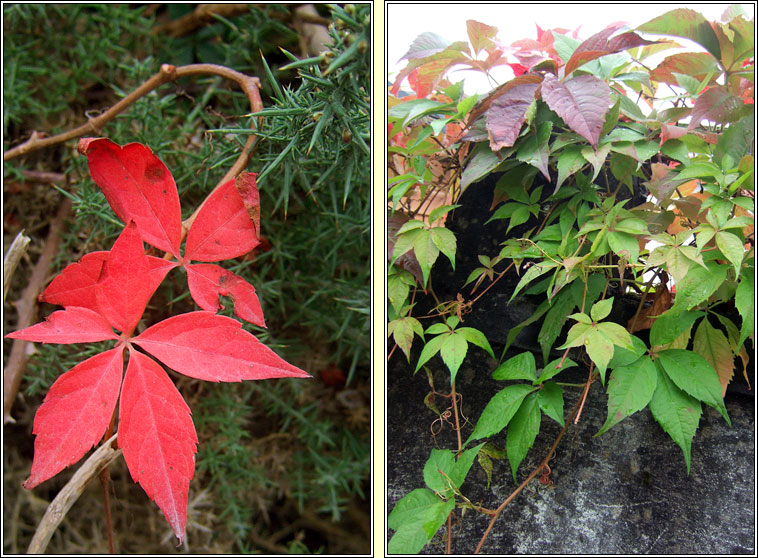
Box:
388, 7, 753, 554
6, 138, 310, 543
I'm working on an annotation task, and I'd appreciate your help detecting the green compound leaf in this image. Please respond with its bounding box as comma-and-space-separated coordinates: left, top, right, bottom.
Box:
537, 381, 565, 426
657, 349, 730, 426
492, 351, 536, 382
466, 383, 536, 445
506, 393, 541, 482
388, 488, 455, 554
596, 355, 657, 436
649, 362, 702, 475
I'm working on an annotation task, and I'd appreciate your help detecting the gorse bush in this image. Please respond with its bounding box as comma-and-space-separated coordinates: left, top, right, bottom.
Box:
4, 4, 369, 554
388, 7, 753, 554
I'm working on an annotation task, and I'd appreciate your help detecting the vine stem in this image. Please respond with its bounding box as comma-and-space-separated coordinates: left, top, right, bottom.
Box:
473, 371, 594, 554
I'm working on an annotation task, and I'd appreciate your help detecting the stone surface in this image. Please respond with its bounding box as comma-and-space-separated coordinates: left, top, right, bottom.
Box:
387, 350, 755, 554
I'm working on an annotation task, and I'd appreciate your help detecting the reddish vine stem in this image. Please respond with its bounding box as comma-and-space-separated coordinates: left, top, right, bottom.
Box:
473, 375, 593, 553
4, 63, 264, 242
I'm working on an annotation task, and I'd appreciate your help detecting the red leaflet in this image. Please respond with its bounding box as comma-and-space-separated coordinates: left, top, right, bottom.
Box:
96, 222, 174, 336
185, 263, 266, 327
234, 172, 261, 238
133, 311, 311, 381
23, 347, 124, 489
79, 138, 182, 257
39, 251, 107, 312
184, 175, 260, 262
40, 251, 176, 314
6, 306, 118, 344
118, 350, 197, 543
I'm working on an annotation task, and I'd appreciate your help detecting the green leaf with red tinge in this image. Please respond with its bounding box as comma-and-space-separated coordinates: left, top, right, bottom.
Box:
79, 137, 182, 257
649, 52, 721, 87
186, 263, 266, 327
564, 23, 658, 77
467, 20, 498, 56
541, 73, 611, 146
185, 174, 260, 262
637, 8, 721, 61
119, 350, 198, 544
692, 318, 734, 397
399, 31, 451, 61
485, 80, 541, 151
22, 347, 124, 489
688, 85, 749, 130
133, 311, 311, 382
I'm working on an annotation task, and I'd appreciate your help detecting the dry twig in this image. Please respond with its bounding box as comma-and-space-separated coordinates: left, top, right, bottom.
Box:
27, 434, 123, 554
3, 199, 71, 423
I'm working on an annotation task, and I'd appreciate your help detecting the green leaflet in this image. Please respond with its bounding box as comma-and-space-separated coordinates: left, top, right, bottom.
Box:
734, 271, 754, 347
666, 260, 728, 315
387, 488, 455, 554
650, 310, 704, 347
439, 332, 468, 384
537, 381, 564, 426
493, 351, 536, 382
596, 355, 657, 436
466, 383, 536, 445
423, 444, 485, 498
649, 363, 702, 474
657, 349, 730, 426
506, 393, 541, 482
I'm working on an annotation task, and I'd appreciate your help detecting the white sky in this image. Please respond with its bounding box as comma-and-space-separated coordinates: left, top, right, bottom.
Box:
387, 3, 755, 94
